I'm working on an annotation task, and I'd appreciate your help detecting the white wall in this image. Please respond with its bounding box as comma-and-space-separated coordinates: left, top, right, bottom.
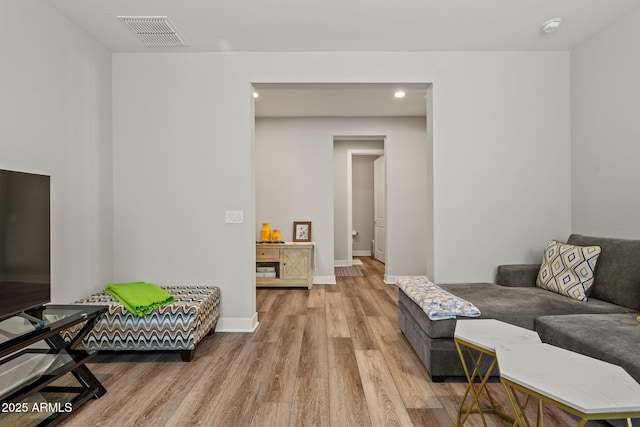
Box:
571, 5, 640, 239
113, 51, 571, 329
254, 117, 335, 282
113, 54, 257, 331
433, 54, 571, 281
256, 118, 427, 281
425, 85, 435, 279
0, 0, 113, 303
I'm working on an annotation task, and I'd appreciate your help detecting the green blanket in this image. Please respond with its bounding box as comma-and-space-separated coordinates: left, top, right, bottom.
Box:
104, 282, 174, 317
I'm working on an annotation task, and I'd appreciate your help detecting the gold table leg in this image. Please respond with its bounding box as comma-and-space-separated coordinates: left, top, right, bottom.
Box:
501, 378, 640, 427
501, 382, 534, 427
455, 339, 514, 426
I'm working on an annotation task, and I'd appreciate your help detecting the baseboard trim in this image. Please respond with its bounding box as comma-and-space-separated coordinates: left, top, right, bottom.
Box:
314, 275, 337, 285
353, 250, 371, 256
383, 274, 397, 285
216, 312, 259, 332
334, 260, 351, 267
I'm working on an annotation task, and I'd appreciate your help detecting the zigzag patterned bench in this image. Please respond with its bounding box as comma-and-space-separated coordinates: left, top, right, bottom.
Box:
62, 285, 220, 361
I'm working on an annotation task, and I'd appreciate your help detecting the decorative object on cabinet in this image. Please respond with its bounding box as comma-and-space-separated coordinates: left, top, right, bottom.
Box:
256, 242, 313, 289
293, 221, 312, 242
271, 229, 282, 242
259, 223, 271, 242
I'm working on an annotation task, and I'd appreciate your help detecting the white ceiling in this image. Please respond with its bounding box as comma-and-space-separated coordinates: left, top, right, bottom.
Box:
48, 0, 640, 52
45, 0, 640, 117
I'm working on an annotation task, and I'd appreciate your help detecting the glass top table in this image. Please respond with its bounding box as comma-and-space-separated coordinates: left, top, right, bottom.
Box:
1, 305, 106, 349
0, 304, 107, 426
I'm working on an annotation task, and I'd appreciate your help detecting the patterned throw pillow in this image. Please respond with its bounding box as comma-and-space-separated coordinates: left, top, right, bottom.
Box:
536, 240, 601, 301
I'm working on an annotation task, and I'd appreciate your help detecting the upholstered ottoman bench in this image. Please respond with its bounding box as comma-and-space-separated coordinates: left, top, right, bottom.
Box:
63, 285, 220, 361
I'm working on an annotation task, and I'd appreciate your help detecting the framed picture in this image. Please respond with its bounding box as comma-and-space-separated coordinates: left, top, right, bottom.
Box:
293, 221, 312, 242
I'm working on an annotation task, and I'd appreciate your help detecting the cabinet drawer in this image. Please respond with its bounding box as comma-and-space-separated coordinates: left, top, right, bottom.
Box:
256, 247, 280, 261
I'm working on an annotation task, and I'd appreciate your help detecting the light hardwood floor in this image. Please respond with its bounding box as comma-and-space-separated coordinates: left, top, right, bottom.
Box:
57, 257, 588, 427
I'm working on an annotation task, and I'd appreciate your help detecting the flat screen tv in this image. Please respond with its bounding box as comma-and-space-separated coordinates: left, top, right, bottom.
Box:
0, 169, 50, 321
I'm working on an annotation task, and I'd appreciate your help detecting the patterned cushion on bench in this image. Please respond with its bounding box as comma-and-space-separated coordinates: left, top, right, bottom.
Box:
62, 286, 220, 352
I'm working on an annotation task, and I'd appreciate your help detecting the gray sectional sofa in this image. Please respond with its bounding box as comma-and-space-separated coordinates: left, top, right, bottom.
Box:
398, 234, 640, 382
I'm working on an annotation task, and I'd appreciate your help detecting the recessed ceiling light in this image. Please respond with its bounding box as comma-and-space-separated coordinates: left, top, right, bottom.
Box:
541, 18, 562, 34
253, 92, 259, 99
394, 91, 406, 98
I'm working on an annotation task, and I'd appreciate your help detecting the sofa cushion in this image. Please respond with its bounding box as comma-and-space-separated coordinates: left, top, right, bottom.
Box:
567, 234, 640, 311
536, 313, 640, 383
399, 282, 636, 340
496, 264, 540, 287
535, 240, 601, 301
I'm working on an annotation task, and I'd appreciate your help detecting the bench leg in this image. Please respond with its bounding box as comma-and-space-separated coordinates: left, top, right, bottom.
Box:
181, 322, 218, 362
180, 349, 195, 362
207, 323, 217, 336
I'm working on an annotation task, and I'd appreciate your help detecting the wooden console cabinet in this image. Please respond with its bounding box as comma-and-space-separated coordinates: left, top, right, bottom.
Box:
256, 242, 313, 289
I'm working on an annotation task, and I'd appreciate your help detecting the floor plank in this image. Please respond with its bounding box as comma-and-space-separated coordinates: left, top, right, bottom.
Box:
249, 402, 291, 427
342, 295, 379, 350
325, 291, 351, 338
327, 337, 372, 427
288, 377, 329, 426
355, 349, 414, 427
367, 316, 443, 409
307, 285, 326, 308
256, 289, 278, 313
257, 315, 306, 403
296, 307, 328, 379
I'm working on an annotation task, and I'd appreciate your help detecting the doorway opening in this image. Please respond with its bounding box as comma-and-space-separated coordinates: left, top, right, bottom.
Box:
333, 139, 385, 270
253, 82, 432, 286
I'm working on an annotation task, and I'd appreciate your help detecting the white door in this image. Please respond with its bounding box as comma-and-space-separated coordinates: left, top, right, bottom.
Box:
373, 156, 386, 263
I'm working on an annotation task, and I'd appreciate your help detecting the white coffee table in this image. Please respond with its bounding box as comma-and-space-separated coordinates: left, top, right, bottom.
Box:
496, 343, 640, 427
454, 319, 542, 427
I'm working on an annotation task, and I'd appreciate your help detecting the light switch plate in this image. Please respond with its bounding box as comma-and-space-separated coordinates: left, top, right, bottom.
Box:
225, 210, 243, 223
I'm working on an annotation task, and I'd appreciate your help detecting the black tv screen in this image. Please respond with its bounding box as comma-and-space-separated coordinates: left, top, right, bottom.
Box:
0, 169, 50, 320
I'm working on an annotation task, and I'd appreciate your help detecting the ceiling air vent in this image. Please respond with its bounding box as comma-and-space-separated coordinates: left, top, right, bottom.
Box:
118, 16, 188, 47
